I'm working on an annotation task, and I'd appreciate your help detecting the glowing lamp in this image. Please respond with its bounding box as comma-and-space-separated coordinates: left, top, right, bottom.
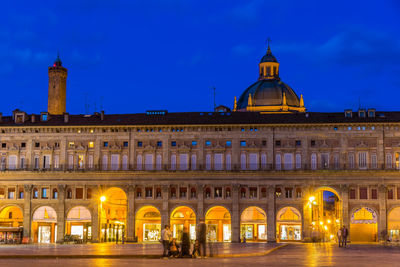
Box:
309, 196, 315, 202
100, 196, 106, 202
324, 226, 328, 231
327, 219, 331, 224
313, 201, 317, 205
319, 221, 323, 225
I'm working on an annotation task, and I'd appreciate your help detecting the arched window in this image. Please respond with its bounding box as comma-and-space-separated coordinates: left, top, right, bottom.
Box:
156, 188, 162, 198
170, 187, 177, 198
52, 188, 58, 199
33, 188, 38, 199
87, 188, 92, 199
205, 187, 211, 198
67, 188, 73, 199
136, 188, 142, 198
240, 187, 246, 198
190, 188, 196, 198
225, 187, 231, 198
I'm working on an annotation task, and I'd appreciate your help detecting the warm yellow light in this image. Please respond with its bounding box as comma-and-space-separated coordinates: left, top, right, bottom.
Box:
330, 234, 334, 239
319, 221, 323, 225
311, 221, 316, 226
313, 201, 317, 205
324, 225, 328, 231
335, 219, 340, 223
309, 196, 315, 202
100, 196, 106, 202
90, 129, 94, 133
327, 219, 331, 224
89, 141, 94, 148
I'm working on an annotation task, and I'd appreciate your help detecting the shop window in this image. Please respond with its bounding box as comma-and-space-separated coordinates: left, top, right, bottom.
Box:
53, 188, 58, 199
359, 187, 368, 199
388, 189, 394, 200
87, 188, 92, 199
214, 187, 222, 198
249, 187, 257, 199
190, 188, 196, 198
171, 187, 177, 198
32, 188, 38, 199
180, 187, 187, 198
18, 188, 24, 199
371, 189, 377, 200
76, 188, 83, 199
205, 188, 211, 198
349, 189, 356, 199
136, 188, 142, 198
156, 188, 162, 198
296, 188, 302, 198
240, 187, 246, 198
285, 188, 293, 198
225, 187, 231, 198
261, 187, 267, 198
67, 188, 73, 199
145, 187, 153, 198
275, 187, 282, 198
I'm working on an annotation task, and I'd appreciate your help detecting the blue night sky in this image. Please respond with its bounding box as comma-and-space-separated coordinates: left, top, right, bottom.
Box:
0, 0, 399, 115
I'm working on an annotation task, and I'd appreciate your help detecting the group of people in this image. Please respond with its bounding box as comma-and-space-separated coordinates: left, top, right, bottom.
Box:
336, 226, 349, 247
160, 220, 208, 258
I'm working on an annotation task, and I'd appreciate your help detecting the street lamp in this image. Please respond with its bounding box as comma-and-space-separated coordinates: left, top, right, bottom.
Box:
100, 196, 106, 202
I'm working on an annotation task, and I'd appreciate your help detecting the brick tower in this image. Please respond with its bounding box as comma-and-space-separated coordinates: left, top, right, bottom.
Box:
47, 54, 67, 115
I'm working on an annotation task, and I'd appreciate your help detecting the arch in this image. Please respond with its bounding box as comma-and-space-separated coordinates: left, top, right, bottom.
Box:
170, 206, 196, 241
0, 205, 23, 227
135, 205, 161, 242
240, 206, 267, 241
100, 187, 127, 242
350, 206, 378, 242
276, 206, 302, 241
388, 207, 400, 241
313, 186, 341, 200
32, 206, 57, 243
66, 206, 92, 241
205, 206, 231, 242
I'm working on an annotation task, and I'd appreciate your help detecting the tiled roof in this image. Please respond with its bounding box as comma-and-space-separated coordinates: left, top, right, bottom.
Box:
1, 111, 399, 127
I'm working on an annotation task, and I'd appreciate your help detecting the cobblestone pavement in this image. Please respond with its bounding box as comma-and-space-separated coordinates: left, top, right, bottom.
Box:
1, 243, 400, 266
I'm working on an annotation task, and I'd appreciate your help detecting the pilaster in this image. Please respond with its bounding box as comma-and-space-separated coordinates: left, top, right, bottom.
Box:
231, 184, 240, 243
56, 184, 66, 243
161, 185, 169, 227
126, 185, 135, 242
267, 185, 276, 242
378, 184, 387, 241
23, 184, 33, 242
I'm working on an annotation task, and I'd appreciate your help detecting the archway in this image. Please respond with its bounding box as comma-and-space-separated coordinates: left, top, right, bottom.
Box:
100, 187, 127, 242
0, 206, 23, 243
350, 207, 378, 242
66, 206, 92, 241
388, 207, 400, 241
276, 207, 302, 241
311, 187, 342, 242
170, 206, 196, 241
205, 206, 231, 242
240, 206, 267, 241
135, 206, 161, 242
32, 206, 57, 243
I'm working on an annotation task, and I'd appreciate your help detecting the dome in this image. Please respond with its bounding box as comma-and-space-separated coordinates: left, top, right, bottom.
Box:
260, 46, 277, 63
237, 79, 300, 110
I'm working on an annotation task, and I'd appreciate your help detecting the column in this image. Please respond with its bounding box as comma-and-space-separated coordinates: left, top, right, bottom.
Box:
302, 186, 312, 241
23, 184, 33, 242
378, 185, 387, 241
196, 185, 204, 224
341, 185, 349, 229
126, 185, 135, 242
91, 201, 99, 243
56, 184, 66, 243
161, 185, 169, 227
267, 185, 276, 242
231, 184, 240, 243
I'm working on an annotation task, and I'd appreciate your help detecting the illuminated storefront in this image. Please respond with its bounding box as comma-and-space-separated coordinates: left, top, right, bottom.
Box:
350, 207, 378, 242
388, 207, 400, 241
66, 206, 92, 241
32, 206, 57, 243
0, 206, 23, 243
135, 206, 161, 242
240, 206, 267, 241
170, 206, 196, 241
276, 207, 302, 241
205, 206, 231, 242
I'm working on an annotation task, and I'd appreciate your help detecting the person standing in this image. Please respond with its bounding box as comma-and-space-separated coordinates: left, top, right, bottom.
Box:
180, 226, 191, 257
197, 220, 207, 258
341, 226, 348, 247
161, 225, 172, 257
337, 228, 342, 247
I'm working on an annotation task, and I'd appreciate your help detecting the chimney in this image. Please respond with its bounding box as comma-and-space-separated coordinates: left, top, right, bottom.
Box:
31, 114, 36, 123
101, 110, 105, 121
64, 113, 69, 123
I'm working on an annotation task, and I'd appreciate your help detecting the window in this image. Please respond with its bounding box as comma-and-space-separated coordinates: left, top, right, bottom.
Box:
34, 156, 39, 169
275, 188, 282, 198
136, 188, 142, 198
296, 188, 302, 198
88, 141, 94, 148
122, 155, 128, 170
191, 154, 197, 170
295, 154, 301, 169
321, 153, 329, 169
311, 153, 317, 170
52, 188, 58, 199
388, 189, 394, 200
68, 142, 74, 148
67, 188, 73, 199
8, 188, 15, 199
190, 188, 196, 198
171, 141, 176, 147
206, 154, 211, 170
358, 152, 367, 169
348, 154, 355, 169
249, 187, 257, 198
1, 143, 6, 148
87, 188, 92, 199
214, 153, 223, 170
240, 153, 246, 170
275, 140, 281, 147
205, 140, 211, 147
205, 188, 211, 198
35, 142, 40, 148
75, 188, 83, 199
156, 188, 162, 198
261, 188, 267, 198
33, 188, 38, 199
179, 154, 188, 170
311, 140, 316, 147
157, 141, 162, 147
192, 141, 197, 146
102, 155, 108, 170
0, 188, 4, 199
21, 142, 26, 148
240, 141, 246, 147
41, 188, 48, 199
386, 154, 393, 169
171, 187, 177, 198
371, 189, 377, 200
398, 187, 400, 200
18, 188, 24, 199
283, 153, 293, 170
225, 187, 231, 198
68, 154, 74, 170
349, 189, 356, 199
88, 155, 94, 169
226, 140, 232, 147
170, 154, 177, 170
8, 155, 17, 170
240, 187, 246, 198
262, 140, 267, 146
145, 187, 153, 198
226, 154, 231, 170
180, 187, 187, 198
214, 187, 222, 198
359, 187, 368, 199
285, 188, 293, 198
295, 140, 301, 146
137, 141, 142, 147
123, 141, 129, 147
103, 141, 109, 147
55, 142, 60, 148
136, 154, 142, 170
275, 154, 281, 170
261, 154, 267, 169
249, 153, 258, 170
144, 154, 153, 170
